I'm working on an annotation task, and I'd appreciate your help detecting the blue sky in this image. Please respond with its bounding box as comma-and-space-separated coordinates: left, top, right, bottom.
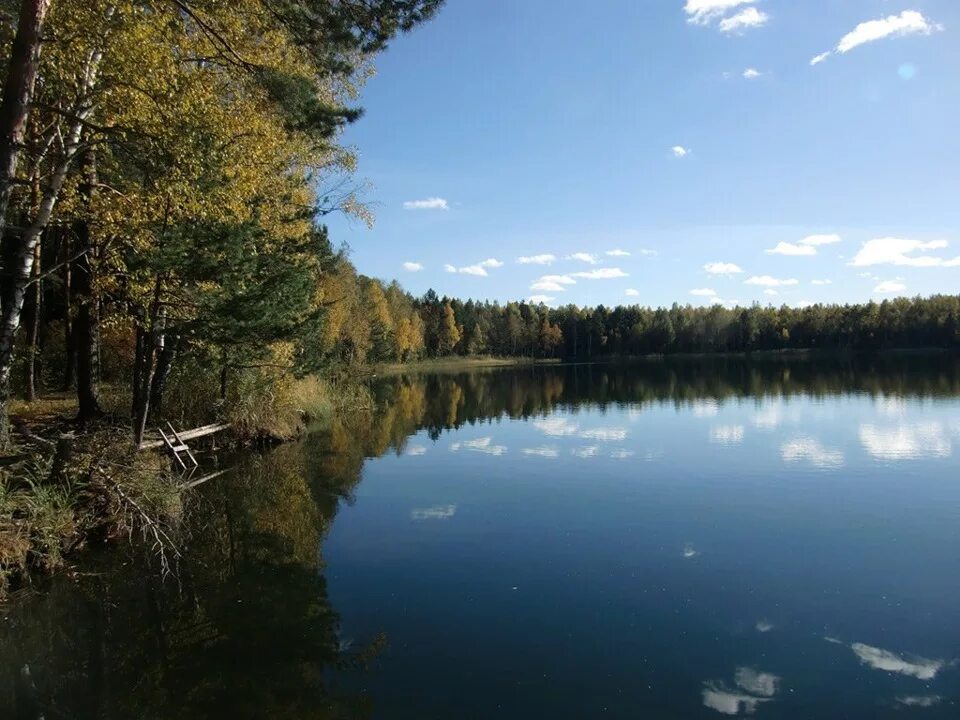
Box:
324, 0, 960, 308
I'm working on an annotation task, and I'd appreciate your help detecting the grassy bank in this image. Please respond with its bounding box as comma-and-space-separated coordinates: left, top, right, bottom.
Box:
371, 356, 561, 376
0, 373, 374, 601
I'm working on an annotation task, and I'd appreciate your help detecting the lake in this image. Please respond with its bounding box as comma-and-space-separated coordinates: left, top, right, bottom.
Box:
2, 355, 959, 718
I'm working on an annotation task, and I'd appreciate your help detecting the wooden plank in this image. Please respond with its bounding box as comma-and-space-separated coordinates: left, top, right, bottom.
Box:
138, 423, 230, 451
167, 422, 198, 468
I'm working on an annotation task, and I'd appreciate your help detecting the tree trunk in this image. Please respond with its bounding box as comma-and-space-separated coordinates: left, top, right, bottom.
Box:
0, 40, 105, 446
131, 280, 164, 446
61, 232, 74, 390
74, 148, 101, 423
149, 334, 178, 421
22, 241, 40, 400
0, 0, 51, 236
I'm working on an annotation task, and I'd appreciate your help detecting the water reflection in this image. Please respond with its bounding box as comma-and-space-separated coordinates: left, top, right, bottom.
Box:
859, 422, 952, 460
702, 667, 780, 715
3, 354, 960, 719
0, 443, 376, 719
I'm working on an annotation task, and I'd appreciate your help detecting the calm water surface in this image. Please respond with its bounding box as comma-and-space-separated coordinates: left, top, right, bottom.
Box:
2, 356, 960, 718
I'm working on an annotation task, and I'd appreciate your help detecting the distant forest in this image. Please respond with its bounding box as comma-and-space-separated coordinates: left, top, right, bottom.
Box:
317, 267, 960, 362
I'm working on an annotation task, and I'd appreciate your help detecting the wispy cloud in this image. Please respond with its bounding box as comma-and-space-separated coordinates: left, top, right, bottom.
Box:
571, 268, 628, 280
403, 197, 448, 210
859, 422, 951, 460
580, 427, 628, 441
745, 275, 799, 287
672, 145, 690, 158
445, 258, 504, 276
811, 279, 832, 285
684, 0, 756, 25
763, 289, 778, 296
530, 274, 576, 292
405, 444, 427, 456
691, 288, 717, 297
766, 233, 840, 256
781, 437, 844, 468
402, 261, 423, 272
742, 67, 762, 79
719, 7, 768, 33
534, 417, 579, 437
849, 641, 946, 680
527, 294, 555, 305
411, 504, 456, 520
705, 262, 743, 276
606, 249, 631, 257
710, 425, 745, 444
701, 666, 779, 716
850, 238, 959, 267
874, 279, 906, 294
518, 254, 556, 265
450, 437, 507, 456
523, 446, 560, 458
567, 252, 598, 264
811, 10, 942, 65
625, 288, 640, 297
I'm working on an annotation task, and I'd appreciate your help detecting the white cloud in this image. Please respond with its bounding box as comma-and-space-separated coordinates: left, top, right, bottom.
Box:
734, 668, 779, 698
639, 249, 658, 256
403, 197, 448, 210
567, 252, 599, 264
672, 145, 690, 158
897, 696, 942, 708
742, 67, 761, 80
527, 295, 555, 305
411, 504, 456, 520
767, 242, 816, 256
810, 51, 831, 66
531, 274, 576, 292
705, 262, 743, 275
850, 237, 959, 267
874, 279, 906, 294
753, 404, 782, 430
766, 234, 840, 256
573, 446, 599, 458
523, 446, 559, 458
447, 258, 504, 276
572, 268, 629, 280
745, 275, 799, 287
405, 444, 427, 456
453, 436, 507, 456
518, 254, 556, 265
710, 425, 745, 444
850, 642, 946, 680
606, 249, 631, 257
581, 427, 628, 442
781, 437, 844, 468
812, 11, 943, 65
794, 299, 815, 309
611, 449, 635, 459
691, 288, 717, 297
859, 422, 951, 460
811, 279, 832, 285
755, 620, 775, 633
683, 543, 699, 559
402, 261, 424, 272
691, 399, 720, 417
763, 289, 778, 296
534, 417, 579, 437
625, 288, 640, 297
684, 0, 756, 25
719, 7, 768, 33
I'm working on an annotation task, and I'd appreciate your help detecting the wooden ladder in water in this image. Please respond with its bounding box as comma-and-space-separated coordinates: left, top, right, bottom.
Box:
158, 422, 199, 471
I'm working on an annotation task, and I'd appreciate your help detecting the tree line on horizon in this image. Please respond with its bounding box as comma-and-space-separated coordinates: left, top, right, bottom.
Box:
310, 277, 960, 363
